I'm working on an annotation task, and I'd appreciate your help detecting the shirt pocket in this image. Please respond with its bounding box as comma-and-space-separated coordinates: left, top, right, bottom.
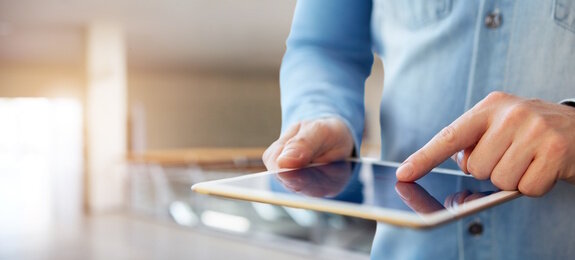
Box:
377, 0, 453, 29
554, 0, 575, 33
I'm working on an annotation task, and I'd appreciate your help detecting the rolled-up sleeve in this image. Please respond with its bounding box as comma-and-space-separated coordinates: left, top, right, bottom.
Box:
280, 0, 374, 150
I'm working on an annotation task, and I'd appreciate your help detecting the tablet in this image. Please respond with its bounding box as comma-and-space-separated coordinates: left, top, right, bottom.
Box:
191, 158, 521, 229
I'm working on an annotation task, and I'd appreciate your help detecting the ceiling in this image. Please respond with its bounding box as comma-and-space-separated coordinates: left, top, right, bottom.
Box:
0, 0, 296, 72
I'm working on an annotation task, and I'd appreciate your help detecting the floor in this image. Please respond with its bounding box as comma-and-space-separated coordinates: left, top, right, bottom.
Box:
0, 212, 369, 260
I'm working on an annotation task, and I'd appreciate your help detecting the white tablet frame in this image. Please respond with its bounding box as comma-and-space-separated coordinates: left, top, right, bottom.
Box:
191, 158, 521, 229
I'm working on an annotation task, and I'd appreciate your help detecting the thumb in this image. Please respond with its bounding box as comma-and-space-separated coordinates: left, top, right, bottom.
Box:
277, 127, 323, 169
277, 118, 350, 169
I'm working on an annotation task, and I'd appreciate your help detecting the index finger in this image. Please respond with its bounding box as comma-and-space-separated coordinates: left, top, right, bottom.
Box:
396, 107, 489, 182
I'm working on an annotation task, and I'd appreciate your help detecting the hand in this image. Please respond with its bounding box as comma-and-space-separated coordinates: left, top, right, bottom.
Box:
275, 161, 353, 197
397, 91, 575, 197
262, 117, 354, 170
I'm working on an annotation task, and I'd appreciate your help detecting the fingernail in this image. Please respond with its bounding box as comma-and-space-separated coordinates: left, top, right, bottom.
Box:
397, 162, 413, 180
456, 151, 464, 166
278, 148, 302, 160
456, 151, 470, 174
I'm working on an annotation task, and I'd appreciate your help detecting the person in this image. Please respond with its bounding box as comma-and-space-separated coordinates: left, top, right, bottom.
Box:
262, 0, 575, 259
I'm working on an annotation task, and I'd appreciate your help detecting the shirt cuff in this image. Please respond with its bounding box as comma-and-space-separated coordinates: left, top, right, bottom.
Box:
560, 98, 575, 108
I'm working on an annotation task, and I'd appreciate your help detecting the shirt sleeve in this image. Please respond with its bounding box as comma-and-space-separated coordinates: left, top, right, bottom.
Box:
280, 0, 374, 152
560, 98, 575, 108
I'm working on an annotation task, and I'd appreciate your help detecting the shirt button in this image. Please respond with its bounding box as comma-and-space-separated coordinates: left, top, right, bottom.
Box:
485, 10, 502, 29
468, 222, 484, 236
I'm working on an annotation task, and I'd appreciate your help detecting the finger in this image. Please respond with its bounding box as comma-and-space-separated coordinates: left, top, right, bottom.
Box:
310, 121, 354, 164
397, 107, 489, 181
450, 147, 474, 174
517, 153, 559, 197
277, 120, 335, 168
262, 123, 302, 170
263, 140, 288, 171
277, 118, 353, 168
465, 122, 513, 179
489, 140, 534, 190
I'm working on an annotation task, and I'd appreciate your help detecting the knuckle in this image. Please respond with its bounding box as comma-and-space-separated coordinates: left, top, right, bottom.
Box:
546, 133, 569, 157
410, 148, 435, 170
286, 136, 311, 148
517, 181, 532, 195
466, 159, 488, 180
530, 114, 549, 130
490, 174, 516, 191
518, 185, 544, 197
438, 125, 458, 146
417, 149, 432, 165
484, 91, 510, 104
518, 179, 545, 197
507, 102, 532, 119
525, 98, 545, 107
499, 107, 522, 128
523, 115, 548, 140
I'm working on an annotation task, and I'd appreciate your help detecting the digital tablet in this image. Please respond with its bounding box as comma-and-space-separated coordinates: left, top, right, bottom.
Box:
191, 158, 521, 229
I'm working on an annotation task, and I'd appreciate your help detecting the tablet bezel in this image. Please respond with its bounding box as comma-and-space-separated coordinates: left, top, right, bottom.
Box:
191, 158, 521, 229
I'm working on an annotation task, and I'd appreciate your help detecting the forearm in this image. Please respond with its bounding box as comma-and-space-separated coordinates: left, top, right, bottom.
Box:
280, 0, 374, 148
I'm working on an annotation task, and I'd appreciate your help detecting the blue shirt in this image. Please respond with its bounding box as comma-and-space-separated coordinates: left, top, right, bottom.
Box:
280, 0, 575, 259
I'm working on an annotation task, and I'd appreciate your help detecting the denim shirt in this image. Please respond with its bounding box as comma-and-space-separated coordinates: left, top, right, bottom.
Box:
280, 0, 575, 259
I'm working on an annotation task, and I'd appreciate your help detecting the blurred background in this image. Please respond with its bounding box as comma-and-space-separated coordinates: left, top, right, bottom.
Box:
0, 0, 383, 259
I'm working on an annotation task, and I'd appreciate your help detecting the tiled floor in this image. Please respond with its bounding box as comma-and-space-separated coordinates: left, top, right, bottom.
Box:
0, 212, 369, 260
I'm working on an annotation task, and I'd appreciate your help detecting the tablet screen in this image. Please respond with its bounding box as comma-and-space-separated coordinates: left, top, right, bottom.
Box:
218, 160, 499, 215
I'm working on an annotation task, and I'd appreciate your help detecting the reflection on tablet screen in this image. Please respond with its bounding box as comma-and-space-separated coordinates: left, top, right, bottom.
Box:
266, 161, 498, 215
